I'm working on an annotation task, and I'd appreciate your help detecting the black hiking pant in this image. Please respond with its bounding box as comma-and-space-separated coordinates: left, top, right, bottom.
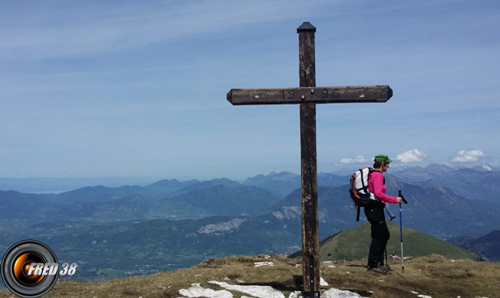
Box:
365, 203, 390, 268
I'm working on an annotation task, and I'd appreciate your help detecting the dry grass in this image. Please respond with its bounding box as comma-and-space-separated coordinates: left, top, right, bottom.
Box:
1, 254, 499, 298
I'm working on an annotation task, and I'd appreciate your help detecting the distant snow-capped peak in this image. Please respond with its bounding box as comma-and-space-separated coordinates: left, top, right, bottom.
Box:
482, 163, 493, 171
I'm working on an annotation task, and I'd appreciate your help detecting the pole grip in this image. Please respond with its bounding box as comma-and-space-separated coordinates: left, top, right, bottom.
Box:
398, 190, 408, 204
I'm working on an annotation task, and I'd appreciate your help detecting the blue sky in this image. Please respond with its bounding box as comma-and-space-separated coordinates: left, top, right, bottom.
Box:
1, 0, 499, 180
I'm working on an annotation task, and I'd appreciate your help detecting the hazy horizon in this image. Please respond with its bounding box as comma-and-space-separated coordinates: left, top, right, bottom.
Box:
0, 163, 499, 194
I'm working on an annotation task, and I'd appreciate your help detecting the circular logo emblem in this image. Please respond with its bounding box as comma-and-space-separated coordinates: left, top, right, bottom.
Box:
1, 240, 59, 298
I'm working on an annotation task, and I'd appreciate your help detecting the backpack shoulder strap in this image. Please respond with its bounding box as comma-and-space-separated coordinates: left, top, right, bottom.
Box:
367, 167, 374, 176
359, 168, 367, 190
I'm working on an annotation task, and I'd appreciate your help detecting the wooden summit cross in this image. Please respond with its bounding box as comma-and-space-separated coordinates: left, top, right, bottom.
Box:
226, 22, 392, 297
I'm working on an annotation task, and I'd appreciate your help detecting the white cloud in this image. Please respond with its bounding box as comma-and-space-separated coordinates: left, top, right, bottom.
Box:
451, 149, 485, 163
396, 149, 427, 163
338, 155, 370, 164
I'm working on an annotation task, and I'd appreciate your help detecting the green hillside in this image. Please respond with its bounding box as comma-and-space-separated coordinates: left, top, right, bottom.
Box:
320, 221, 475, 261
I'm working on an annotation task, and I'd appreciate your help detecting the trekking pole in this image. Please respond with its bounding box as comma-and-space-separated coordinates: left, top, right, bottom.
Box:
384, 205, 395, 269
385, 206, 396, 221
385, 248, 388, 270
398, 190, 408, 273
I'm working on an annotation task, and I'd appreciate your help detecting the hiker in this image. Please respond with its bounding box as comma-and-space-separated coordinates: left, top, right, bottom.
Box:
365, 154, 403, 274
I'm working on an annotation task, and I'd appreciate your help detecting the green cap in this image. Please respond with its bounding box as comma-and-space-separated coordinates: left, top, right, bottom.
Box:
374, 154, 393, 163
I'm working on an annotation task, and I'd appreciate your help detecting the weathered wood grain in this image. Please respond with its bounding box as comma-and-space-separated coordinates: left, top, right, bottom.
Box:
227, 85, 392, 105
298, 22, 320, 295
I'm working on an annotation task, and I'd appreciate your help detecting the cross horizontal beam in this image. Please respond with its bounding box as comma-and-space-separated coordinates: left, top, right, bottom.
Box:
227, 85, 392, 105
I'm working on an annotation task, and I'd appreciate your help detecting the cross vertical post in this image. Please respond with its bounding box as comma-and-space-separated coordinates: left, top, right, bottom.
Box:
298, 22, 320, 298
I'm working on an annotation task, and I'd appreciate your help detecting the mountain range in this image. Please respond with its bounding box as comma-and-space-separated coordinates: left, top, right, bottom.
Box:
448, 230, 500, 261
0, 164, 499, 283
0, 177, 159, 193
271, 177, 500, 239
0, 178, 281, 222
244, 165, 500, 204
2, 167, 499, 237
243, 171, 348, 197
386, 164, 500, 202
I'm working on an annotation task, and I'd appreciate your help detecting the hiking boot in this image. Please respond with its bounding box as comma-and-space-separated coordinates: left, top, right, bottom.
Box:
367, 265, 388, 275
